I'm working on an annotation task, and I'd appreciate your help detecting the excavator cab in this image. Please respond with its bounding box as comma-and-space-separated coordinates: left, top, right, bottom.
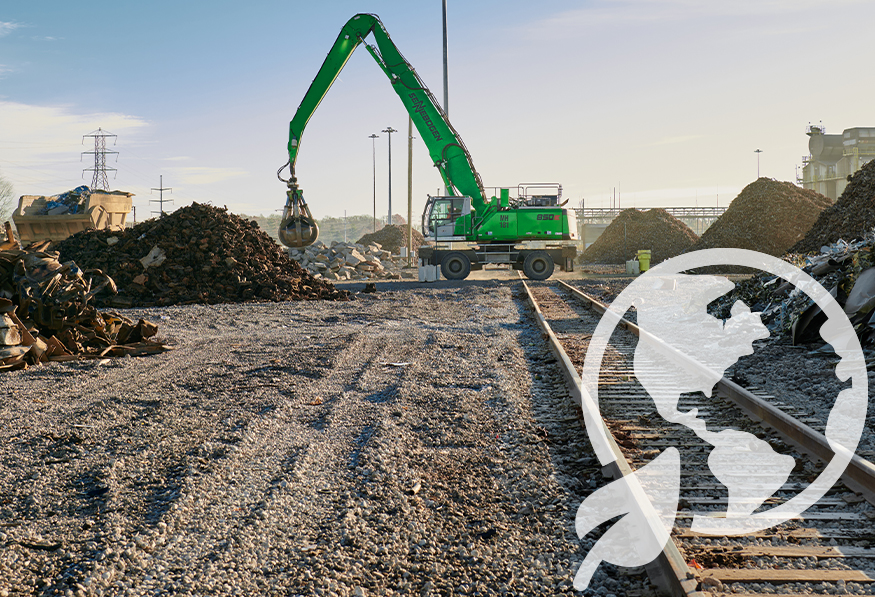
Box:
278, 182, 319, 248
422, 195, 470, 240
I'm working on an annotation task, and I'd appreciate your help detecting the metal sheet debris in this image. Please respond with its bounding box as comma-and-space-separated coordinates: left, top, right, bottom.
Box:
710, 231, 875, 351
0, 230, 169, 372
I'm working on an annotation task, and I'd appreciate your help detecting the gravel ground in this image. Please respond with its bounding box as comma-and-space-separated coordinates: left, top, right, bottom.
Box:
0, 282, 656, 597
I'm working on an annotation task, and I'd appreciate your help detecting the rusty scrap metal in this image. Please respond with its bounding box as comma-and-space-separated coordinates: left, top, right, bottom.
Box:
53, 202, 350, 307
0, 235, 168, 372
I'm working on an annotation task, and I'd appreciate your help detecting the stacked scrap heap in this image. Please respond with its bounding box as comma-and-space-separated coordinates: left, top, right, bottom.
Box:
691, 178, 831, 256
0, 227, 167, 372
710, 232, 875, 347
791, 159, 875, 254
55, 203, 350, 308
581, 208, 698, 265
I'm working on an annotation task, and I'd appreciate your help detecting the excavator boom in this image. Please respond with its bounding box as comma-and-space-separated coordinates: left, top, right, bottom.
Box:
278, 13, 486, 248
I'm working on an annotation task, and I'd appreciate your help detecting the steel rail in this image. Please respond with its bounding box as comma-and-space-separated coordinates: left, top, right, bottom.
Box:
556, 279, 875, 508
520, 279, 705, 597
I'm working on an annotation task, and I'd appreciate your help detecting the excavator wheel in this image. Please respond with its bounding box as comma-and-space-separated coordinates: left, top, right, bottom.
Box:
523, 251, 554, 280
440, 252, 471, 280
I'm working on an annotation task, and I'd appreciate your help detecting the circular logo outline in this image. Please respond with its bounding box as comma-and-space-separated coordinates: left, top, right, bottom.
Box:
581, 248, 868, 534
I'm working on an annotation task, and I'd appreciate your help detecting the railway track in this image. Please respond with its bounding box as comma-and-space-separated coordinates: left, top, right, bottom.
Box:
521, 278, 875, 597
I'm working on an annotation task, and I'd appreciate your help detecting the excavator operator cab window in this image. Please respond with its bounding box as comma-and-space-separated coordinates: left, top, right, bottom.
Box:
433, 197, 464, 223
424, 196, 469, 238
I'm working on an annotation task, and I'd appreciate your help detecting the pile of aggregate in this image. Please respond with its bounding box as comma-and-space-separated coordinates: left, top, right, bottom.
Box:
581, 208, 698, 264
790, 159, 875, 254
355, 224, 427, 255
54, 202, 350, 308
691, 178, 831, 256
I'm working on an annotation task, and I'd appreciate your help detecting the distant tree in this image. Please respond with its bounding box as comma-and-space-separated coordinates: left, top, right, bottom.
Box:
317, 214, 383, 245
0, 174, 15, 222
243, 212, 408, 247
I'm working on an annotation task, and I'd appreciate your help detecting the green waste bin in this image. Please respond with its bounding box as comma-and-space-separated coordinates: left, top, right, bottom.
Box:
637, 249, 651, 272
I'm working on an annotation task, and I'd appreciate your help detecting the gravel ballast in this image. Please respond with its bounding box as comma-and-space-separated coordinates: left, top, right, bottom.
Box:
0, 283, 652, 596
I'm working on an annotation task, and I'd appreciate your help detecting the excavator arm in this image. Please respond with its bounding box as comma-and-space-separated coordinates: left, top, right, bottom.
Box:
278, 13, 486, 248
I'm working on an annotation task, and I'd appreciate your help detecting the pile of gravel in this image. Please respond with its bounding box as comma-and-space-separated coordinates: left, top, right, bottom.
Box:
54, 203, 350, 307
355, 224, 427, 255
691, 178, 831, 256
790, 159, 875, 254
581, 208, 698, 265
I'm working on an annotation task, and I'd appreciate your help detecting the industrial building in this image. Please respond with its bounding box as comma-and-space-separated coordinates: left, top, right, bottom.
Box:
799, 124, 875, 200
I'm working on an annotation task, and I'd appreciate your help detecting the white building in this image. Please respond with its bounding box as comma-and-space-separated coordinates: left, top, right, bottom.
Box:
799, 124, 875, 200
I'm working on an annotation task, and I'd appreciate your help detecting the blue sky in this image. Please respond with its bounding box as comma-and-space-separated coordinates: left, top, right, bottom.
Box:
2, 0, 874, 223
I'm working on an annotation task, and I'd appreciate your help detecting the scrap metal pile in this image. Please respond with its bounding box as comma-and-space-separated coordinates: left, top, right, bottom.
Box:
791, 159, 875, 254
692, 178, 832, 256
581, 208, 698, 264
709, 232, 875, 347
54, 202, 350, 307
0, 228, 167, 372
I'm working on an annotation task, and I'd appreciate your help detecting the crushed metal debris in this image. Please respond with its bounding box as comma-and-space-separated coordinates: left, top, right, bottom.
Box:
693, 178, 831, 257
355, 224, 427, 256
0, 226, 168, 372
581, 208, 698, 265
54, 202, 350, 307
710, 231, 875, 348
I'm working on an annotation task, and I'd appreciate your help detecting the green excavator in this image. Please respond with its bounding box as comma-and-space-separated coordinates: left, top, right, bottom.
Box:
278, 13, 577, 280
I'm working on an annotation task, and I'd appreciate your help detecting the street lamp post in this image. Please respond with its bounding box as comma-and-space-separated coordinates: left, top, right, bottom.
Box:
442, 0, 449, 195
369, 133, 379, 232
755, 148, 763, 179
383, 126, 397, 226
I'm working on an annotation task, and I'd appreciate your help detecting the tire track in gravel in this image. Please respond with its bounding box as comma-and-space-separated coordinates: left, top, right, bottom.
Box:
88, 317, 424, 593
0, 311, 359, 595
0, 348, 236, 594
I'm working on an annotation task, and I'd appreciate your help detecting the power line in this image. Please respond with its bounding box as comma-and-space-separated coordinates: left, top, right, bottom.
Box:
81, 128, 118, 190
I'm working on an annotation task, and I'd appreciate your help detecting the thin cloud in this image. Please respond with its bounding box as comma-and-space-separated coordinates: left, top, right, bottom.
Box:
169, 166, 248, 185
0, 21, 19, 37
0, 101, 148, 163
520, 0, 867, 38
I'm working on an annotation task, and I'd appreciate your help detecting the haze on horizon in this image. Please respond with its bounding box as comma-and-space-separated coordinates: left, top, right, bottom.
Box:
1, 0, 872, 222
